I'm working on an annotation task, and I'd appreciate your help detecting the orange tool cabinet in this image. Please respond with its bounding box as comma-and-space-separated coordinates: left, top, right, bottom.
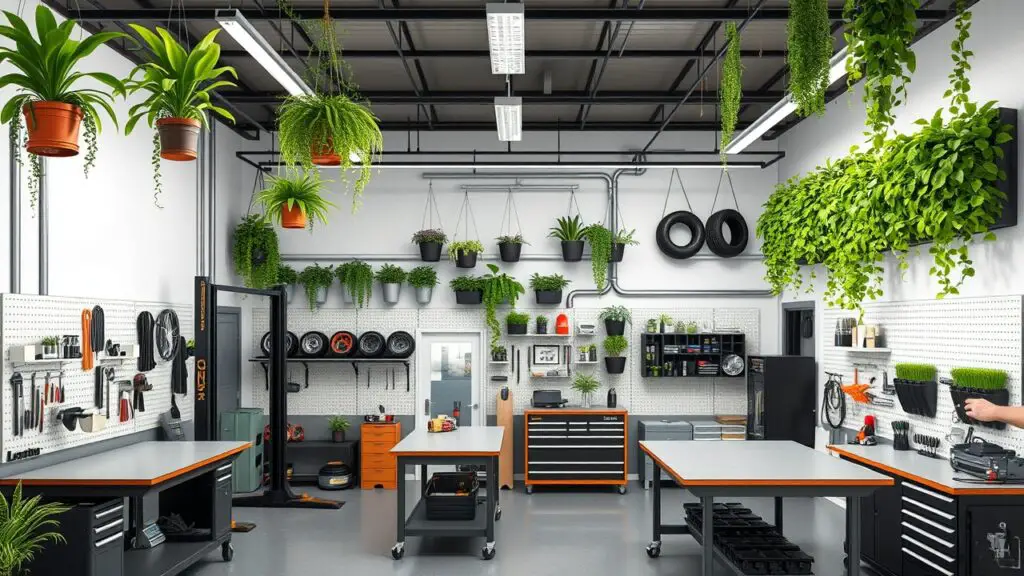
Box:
524, 408, 628, 494
361, 422, 401, 489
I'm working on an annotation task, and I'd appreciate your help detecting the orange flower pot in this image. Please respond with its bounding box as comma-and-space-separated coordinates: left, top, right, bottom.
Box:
311, 140, 341, 166
23, 102, 83, 157
156, 117, 202, 161
280, 203, 307, 229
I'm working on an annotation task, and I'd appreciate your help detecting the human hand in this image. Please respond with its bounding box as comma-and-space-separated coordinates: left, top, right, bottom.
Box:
965, 398, 1001, 422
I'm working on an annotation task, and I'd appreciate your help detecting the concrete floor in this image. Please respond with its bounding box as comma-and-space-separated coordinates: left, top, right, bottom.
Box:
186, 483, 877, 576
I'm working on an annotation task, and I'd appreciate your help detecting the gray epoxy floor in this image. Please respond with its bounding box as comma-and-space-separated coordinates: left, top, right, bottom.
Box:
186, 484, 879, 576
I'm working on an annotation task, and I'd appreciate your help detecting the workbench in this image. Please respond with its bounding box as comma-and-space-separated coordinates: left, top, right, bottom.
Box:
390, 426, 504, 561
831, 444, 1024, 576
640, 440, 892, 576
0, 441, 249, 576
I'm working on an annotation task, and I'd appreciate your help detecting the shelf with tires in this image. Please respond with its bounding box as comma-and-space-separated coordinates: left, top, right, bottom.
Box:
640, 333, 745, 378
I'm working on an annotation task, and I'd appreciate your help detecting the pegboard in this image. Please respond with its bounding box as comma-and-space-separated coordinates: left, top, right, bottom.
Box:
822, 295, 1024, 454
1, 294, 193, 463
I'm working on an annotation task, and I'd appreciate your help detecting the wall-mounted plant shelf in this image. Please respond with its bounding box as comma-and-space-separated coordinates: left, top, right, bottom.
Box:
640, 333, 746, 378
507, 333, 573, 338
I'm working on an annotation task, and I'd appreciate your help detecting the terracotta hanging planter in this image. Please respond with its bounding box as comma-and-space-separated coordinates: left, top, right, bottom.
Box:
280, 203, 307, 229
311, 140, 342, 166
156, 117, 201, 161
23, 102, 84, 157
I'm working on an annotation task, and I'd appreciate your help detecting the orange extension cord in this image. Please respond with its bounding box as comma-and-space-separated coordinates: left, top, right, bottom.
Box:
81, 309, 93, 371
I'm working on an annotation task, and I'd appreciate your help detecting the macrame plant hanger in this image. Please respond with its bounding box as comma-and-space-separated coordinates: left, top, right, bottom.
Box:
420, 180, 445, 234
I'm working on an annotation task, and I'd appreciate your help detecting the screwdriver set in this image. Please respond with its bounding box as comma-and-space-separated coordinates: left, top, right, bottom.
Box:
914, 433, 941, 458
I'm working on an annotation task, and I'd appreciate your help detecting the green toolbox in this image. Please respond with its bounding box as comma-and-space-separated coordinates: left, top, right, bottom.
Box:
219, 408, 265, 493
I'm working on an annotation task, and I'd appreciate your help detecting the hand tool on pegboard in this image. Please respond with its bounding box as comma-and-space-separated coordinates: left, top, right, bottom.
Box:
10, 373, 22, 437
133, 374, 151, 413
29, 374, 36, 432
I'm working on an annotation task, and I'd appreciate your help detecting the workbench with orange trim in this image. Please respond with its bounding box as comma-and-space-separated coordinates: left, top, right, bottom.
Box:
831, 443, 1024, 576
640, 440, 892, 576
0, 440, 250, 576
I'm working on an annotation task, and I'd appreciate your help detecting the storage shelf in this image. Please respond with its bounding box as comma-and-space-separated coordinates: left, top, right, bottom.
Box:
506, 333, 573, 338
488, 361, 510, 365
574, 361, 600, 365
838, 347, 892, 353
641, 332, 746, 379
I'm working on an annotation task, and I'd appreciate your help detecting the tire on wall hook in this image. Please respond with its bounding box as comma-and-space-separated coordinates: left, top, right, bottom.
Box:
656, 211, 706, 259
705, 209, 749, 258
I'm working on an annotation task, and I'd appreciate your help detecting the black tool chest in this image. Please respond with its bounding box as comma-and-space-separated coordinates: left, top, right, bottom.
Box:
26, 498, 125, 576
523, 409, 628, 490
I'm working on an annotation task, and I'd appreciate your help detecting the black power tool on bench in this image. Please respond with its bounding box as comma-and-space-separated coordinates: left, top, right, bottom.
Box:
951, 428, 1024, 483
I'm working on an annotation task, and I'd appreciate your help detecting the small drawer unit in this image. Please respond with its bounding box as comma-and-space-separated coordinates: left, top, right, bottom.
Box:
524, 409, 628, 493
901, 480, 958, 576
361, 422, 401, 489
25, 499, 125, 576
638, 419, 693, 489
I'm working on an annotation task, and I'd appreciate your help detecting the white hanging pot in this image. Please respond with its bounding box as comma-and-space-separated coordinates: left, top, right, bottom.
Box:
382, 283, 402, 304
415, 286, 433, 305
315, 286, 328, 306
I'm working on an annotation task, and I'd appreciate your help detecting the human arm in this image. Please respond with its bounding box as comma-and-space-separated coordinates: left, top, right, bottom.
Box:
964, 399, 1024, 429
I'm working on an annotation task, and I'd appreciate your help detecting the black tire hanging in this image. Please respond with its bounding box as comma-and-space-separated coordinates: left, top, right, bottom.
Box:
358, 331, 386, 357
299, 331, 329, 358
329, 331, 357, 357
155, 309, 181, 362
386, 331, 416, 358
705, 209, 749, 258
656, 211, 706, 259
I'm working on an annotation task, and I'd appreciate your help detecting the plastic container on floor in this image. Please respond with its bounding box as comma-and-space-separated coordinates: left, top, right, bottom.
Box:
424, 472, 479, 521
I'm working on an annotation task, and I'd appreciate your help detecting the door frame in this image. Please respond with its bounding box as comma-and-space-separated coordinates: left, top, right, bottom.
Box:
414, 329, 486, 432
215, 306, 243, 412
781, 300, 815, 357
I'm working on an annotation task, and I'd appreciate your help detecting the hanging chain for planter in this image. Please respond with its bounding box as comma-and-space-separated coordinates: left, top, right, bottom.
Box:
498, 187, 525, 240
660, 168, 695, 218
451, 190, 482, 243
706, 167, 750, 258
566, 188, 585, 221
419, 180, 446, 235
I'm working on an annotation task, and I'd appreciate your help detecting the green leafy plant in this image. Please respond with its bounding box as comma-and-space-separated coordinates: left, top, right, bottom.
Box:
950, 367, 1007, 390
548, 215, 588, 241
257, 171, 335, 229
232, 215, 280, 288
599, 306, 631, 325
40, 336, 59, 346
449, 275, 485, 292
658, 313, 673, 326
327, 415, 351, 432
412, 229, 447, 244
505, 311, 530, 326
0, 6, 127, 208
0, 482, 70, 576
787, 0, 832, 117
603, 335, 628, 357
613, 228, 639, 246
336, 260, 373, 307
895, 363, 937, 382
298, 264, 334, 310
584, 223, 612, 289
491, 344, 507, 356
571, 373, 600, 395
482, 264, 524, 346
844, 0, 919, 149
277, 265, 298, 285
529, 273, 571, 291
447, 240, 485, 262
686, 321, 699, 334
720, 21, 742, 154
375, 264, 407, 284
536, 315, 548, 326
407, 266, 438, 288
496, 234, 528, 245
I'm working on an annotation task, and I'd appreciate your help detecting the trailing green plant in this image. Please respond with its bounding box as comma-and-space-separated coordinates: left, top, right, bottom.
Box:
571, 373, 600, 395
447, 240, 485, 262
482, 264, 525, 346
449, 276, 485, 292
336, 260, 373, 307
895, 363, 937, 382
719, 21, 742, 155
598, 306, 631, 325
40, 336, 59, 347
950, 367, 1007, 390
787, 0, 832, 117
603, 335, 628, 357
412, 229, 447, 244
613, 228, 639, 246
0, 6, 127, 209
257, 171, 335, 229
0, 482, 70, 576
407, 266, 438, 288
327, 415, 351, 432
505, 311, 530, 326
844, 0, 919, 149
548, 215, 588, 242
375, 264, 407, 284
496, 234, 528, 245
297, 264, 334, 310
277, 265, 298, 285
584, 223, 612, 289
529, 273, 571, 292
232, 215, 280, 288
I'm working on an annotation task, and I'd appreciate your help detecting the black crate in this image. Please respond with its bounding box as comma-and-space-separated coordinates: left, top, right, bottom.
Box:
424, 472, 479, 521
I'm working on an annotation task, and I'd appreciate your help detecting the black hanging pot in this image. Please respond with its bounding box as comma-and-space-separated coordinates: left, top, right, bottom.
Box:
561, 240, 585, 262
419, 241, 442, 262
456, 249, 478, 269
498, 242, 521, 262
535, 290, 562, 305
455, 290, 483, 305
610, 243, 625, 262
604, 319, 625, 336
605, 356, 626, 374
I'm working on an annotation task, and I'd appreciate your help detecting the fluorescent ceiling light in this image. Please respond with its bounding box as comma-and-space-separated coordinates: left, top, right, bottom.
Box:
216, 9, 311, 96
486, 3, 525, 75
494, 97, 523, 142
725, 47, 848, 155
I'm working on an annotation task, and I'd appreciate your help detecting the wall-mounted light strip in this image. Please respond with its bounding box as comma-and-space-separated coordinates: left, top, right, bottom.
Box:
486, 3, 525, 75
216, 9, 311, 96
494, 96, 523, 141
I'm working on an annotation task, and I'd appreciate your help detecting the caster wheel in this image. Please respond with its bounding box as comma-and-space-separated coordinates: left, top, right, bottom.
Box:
525, 485, 534, 495
617, 485, 628, 495
495, 506, 502, 521
222, 542, 234, 562
646, 543, 661, 558
482, 545, 496, 560
391, 544, 405, 560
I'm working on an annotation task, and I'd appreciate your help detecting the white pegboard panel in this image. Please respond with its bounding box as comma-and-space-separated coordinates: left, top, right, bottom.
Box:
822, 296, 1024, 454
1, 295, 193, 462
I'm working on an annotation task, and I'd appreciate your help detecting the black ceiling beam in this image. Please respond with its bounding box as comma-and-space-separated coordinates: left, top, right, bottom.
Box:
256, 120, 755, 132
580, 0, 647, 128
225, 90, 797, 105
575, 0, 627, 126
379, 0, 434, 127
218, 48, 788, 59
70, 7, 948, 22
391, 0, 440, 125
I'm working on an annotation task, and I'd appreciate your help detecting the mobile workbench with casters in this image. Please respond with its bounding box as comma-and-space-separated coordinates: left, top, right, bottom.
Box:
389, 426, 505, 561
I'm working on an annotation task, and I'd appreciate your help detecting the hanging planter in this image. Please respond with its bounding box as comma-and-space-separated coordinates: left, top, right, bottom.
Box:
611, 227, 638, 263
23, 102, 84, 157
497, 188, 528, 262
232, 215, 280, 288
257, 171, 335, 230
497, 237, 524, 262
409, 266, 438, 305
413, 181, 447, 261
450, 276, 485, 305
155, 117, 201, 161
311, 139, 342, 166
549, 192, 588, 262
278, 265, 298, 303
530, 273, 570, 305
604, 336, 628, 374
298, 264, 335, 311
336, 261, 373, 308
376, 264, 407, 305
448, 190, 484, 269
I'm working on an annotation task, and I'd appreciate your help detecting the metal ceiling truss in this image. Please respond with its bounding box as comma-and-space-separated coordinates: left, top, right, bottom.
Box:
217, 49, 789, 60
227, 90, 805, 105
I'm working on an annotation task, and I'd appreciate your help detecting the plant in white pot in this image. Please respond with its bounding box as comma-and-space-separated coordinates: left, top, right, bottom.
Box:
572, 373, 600, 408
376, 264, 407, 305
40, 336, 60, 360
408, 265, 438, 305
298, 264, 334, 310
328, 415, 350, 443
277, 265, 298, 304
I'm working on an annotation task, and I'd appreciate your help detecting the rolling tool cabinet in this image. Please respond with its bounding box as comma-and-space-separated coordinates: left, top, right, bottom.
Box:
523, 408, 628, 494
361, 422, 401, 490
219, 408, 265, 493
22, 498, 125, 576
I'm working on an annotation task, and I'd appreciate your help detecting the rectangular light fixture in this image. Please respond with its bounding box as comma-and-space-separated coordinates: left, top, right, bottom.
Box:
216, 9, 311, 96
486, 3, 525, 75
725, 47, 849, 154
494, 97, 523, 142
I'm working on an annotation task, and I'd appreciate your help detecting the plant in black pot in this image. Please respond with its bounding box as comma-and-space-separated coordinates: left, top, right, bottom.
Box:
893, 363, 938, 418
549, 215, 589, 262
375, 264, 407, 305
277, 264, 298, 304
530, 273, 571, 305
584, 222, 612, 289
496, 234, 528, 262
412, 229, 447, 262
950, 367, 1009, 430
506, 311, 530, 335
448, 240, 484, 269
408, 265, 438, 305
483, 264, 525, 346
328, 415, 350, 442
298, 264, 334, 310
599, 306, 631, 336
491, 345, 508, 362
611, 228, 639, 262
536, 315, 548, 335
450, 275, 485, 305
604, 335, 628, 374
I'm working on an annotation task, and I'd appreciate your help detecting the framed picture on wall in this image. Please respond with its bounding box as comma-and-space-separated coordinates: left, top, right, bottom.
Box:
533, 345, 561, 365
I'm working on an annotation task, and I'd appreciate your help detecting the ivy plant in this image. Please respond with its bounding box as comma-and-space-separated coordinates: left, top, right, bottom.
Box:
787, 0, 832, 117
231, 215, 280, 288
719, 22, 742, 155
481, 264, 524, 347
584, 223, 612, 289
336, 260, 373, 307
297, 264, 334, 310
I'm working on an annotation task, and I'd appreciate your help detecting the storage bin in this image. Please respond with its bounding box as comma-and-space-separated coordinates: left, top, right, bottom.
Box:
424, 472, 479, 521
950, 386, 1009, 430
893, 379, 937, 418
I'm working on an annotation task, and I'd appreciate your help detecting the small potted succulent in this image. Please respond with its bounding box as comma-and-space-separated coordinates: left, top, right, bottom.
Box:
375, 264, 407, 305
611, 228, 639, 262
298, 264, 334, 310
491, 345, 508, 362
448, 240, 484, 269
277, 265, 298, 304
40, 336, 60, 360
659, 314, 674, 333
506, 311, 530, 335
450, 276, 485, 305
536, 315, 548, 335
186, 339, 196, 357
256, 171, 335, 230
529, 273, 571, 305
572, 373, 600, 408
336, 260, 373, 308
604, 335, 628, 374
599, 306, 631, 336
496, 234, 527, 263
412, 229, 447, 262
328, 415, 351, 442
408, 265, 438, 305
549, 215, 589, 262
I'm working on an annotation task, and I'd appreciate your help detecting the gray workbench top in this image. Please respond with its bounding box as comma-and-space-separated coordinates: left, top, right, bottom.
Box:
0, 441, 250, 486
640, 440, 892, 487
391, 426, 505, 456
831, 444, 1024, 495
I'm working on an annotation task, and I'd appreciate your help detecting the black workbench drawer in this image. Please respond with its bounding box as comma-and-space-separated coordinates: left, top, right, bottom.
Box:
24, 499, 124, 576
903, 543, 956, 576
213, 463, 233, 537
527, 414, 625, 424
93, 531, 124, 575
526, 436, 625, 447
902, 481, 957, 515
527, 448, 625, 463
527, 471, 625, 481
902, 494, 957, 529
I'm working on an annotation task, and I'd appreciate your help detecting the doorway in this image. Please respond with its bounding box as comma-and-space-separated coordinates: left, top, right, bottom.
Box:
215, 307, 242, 438
782, 302, 815, 357
416, 331, 484, 431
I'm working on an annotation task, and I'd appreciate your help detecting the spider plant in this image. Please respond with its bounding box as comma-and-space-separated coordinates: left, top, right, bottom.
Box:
0, 482, 70, 576
256, 171, 335, 230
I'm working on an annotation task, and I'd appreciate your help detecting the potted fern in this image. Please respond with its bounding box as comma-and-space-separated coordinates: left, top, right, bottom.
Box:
298, 264, 334, 310
257, 171, 335, 230
412, 229, 447, 262
336, 260, 373, 308
529, 273, 570, 305
448, 240, 484, 269
0, 6, 127, 207
450, 276, 485, 305
604, 336, 628, 374
232, 215, 280, 288
496, 234, 527, 263
611, 228, 639, 262
408, 265, 438, 305
549, 215, 588, 262
277, 265, 298, 304
0, 483, 70, 575
376, 264, 407, 305
572, 374, 600, 408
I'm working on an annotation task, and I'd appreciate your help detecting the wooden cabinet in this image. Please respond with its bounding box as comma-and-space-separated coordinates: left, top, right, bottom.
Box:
361, 422, 401, 489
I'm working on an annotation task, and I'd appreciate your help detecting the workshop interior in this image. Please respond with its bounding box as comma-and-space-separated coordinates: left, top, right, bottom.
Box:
1, 0, 1024, 574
